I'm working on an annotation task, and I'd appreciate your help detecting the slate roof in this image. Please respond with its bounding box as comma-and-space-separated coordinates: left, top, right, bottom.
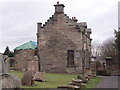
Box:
14, 41, 37, 50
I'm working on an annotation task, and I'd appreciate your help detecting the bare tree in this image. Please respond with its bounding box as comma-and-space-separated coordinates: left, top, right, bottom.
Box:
91, 42, 102, 57
101, 38, 117, 64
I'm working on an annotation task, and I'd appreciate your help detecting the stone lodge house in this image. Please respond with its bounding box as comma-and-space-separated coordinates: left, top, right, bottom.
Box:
14, 41, 39, 71
37, 2, 92, 74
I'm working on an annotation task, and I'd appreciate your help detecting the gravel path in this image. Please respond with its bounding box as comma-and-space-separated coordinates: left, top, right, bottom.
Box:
96, 76, 119, 88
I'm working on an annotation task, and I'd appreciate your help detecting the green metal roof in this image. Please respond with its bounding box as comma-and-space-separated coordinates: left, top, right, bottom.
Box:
14, 41, 37, 50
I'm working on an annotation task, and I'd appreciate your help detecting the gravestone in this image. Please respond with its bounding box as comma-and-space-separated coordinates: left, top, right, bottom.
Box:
33, 72, 46, 82
84, 68, 92, 77
21, 71, 34, 86
0, 54, 9, 73
0, 54, 21, 89
27, 56, 39, 74
3, 55, 10, 73
0, 73, 21, 88
84, 74, 90, 80
92, 70, 96, 77
77, 75, 88, 83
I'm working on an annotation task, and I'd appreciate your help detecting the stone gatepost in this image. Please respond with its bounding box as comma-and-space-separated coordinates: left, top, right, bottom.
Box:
105, 57, 112, 75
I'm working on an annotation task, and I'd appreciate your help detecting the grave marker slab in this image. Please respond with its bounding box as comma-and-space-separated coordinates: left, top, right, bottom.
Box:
69, 82, 85, 88
57, 85, 80, 89
84, 68, 92, 77
0, 73, 21, 88
33, 72, 46, 82
27, 56, 39, 73
0, 54, 9, 74
77, 75, 88, 83
21, 71, 34, 86
72, 79, 82, 83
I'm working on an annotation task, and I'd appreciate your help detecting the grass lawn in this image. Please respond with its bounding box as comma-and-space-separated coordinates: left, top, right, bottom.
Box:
84, 77, 101, 88
10, 70, 101, 88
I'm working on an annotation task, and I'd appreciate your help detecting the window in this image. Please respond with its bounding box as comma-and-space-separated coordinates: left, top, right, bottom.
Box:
67, 50, 75, 68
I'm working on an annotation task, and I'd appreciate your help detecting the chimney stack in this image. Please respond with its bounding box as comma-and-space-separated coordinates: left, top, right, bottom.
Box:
54, 1, 65, 14
37, 22, 42, 33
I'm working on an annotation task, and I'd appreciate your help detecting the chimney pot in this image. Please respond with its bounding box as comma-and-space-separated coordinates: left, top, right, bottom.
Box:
37, 22, 42, 26
57, 1, 59, 4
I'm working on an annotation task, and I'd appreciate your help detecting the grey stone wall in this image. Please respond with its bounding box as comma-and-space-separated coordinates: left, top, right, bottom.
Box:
14, 50, 36, 71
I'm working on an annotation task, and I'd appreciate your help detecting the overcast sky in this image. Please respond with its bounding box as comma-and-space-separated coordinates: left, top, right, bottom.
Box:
0, 0, 119, 53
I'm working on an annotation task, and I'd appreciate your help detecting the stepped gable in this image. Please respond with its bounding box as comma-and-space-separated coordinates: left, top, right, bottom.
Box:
38, 2, 90, 35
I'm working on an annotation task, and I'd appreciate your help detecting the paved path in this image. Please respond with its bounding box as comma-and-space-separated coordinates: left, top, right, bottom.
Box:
96, 76, 119, 88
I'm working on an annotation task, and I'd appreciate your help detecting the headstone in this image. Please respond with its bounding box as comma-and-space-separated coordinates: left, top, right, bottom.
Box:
27, 56, 39, 74
21, 71, 34, 86
33, 72, 46, 82
0, 54, 21, 89
92, 70, 96, 77
84, 74, 90, 80
0, 54, 10, 73
81, 77, 88, 83
84, 68, 92, 77
0, 73, 21, 88
77, 75, 88, 83
3, 55, 10, 73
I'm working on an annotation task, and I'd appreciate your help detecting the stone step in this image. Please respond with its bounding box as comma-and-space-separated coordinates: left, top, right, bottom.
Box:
57, 85, 80, 89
